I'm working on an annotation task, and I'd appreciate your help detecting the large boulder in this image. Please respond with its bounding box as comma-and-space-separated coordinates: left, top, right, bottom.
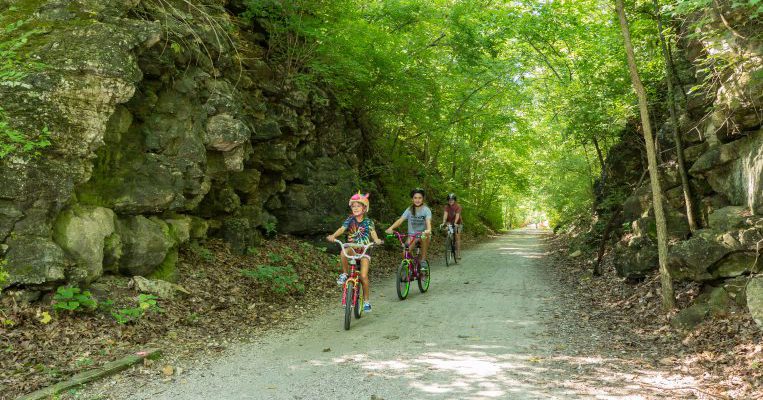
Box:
707, 206, 750, 231
671, 286, 732, 330
52, 206, 116, 284
76, 85, 211, 214
690, 130, 763, 215
116, 216, 175, 277
2, 237, 69, 289
270, 157, 358, 235
205, 113, 251, 152
667, 231, 728, 281
747, 276, 763, 329
613, 236, 658, 279
668, 210, 763, 281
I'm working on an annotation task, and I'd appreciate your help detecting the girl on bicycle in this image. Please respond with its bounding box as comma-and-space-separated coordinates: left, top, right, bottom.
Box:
385, 188, 432, 269
326, 192, 382, 312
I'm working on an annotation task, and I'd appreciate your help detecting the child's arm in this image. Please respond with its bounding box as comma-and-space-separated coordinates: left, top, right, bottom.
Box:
424, 216, 432, 236
385, 216, 406, 233
370, 229, 383, 245
441, 209, 448, 226
326, 226, 346, 242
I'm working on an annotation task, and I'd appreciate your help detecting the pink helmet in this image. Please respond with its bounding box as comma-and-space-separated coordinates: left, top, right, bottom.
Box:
349, 192, 370, 212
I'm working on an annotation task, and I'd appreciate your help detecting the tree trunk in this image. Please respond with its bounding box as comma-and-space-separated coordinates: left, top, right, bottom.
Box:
616, 0, 675, 311
654, 0, 698, 233
594, 207, 621, 276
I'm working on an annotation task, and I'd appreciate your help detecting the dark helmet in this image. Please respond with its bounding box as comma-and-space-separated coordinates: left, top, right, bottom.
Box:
447, 193, 457, 201
410, 188, 426, 198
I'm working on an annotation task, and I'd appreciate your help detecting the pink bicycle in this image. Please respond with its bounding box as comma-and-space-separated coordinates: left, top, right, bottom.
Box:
387, 231, 430, 300
333, 240, 374, 330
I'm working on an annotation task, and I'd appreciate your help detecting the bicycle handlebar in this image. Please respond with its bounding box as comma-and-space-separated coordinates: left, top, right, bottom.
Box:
332, 239, 376, 259
386, 230, 428, 245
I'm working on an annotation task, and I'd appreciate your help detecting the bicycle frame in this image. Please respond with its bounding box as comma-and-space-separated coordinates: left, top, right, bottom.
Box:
444, 223, 458, 266
446, 223, 455, 235
389, 230, 431, 299
388, 231, 425, 278
333, 240, 372, 306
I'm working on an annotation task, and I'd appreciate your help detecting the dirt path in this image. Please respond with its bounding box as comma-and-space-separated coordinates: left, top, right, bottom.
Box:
76, 230, 702, 400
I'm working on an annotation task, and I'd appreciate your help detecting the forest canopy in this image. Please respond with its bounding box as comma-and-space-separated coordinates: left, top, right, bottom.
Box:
241, 0, 760, 229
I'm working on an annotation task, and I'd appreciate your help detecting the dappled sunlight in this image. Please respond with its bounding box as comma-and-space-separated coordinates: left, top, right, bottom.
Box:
331, 353, 368, 364
745, 146, 762, 213
363, 359, 410, 371
416, 351, 504, 377
311, 344, 696, 399
497, 246, 547, 259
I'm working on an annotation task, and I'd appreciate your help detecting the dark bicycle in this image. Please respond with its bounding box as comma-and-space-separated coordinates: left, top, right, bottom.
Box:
443, 223, 458, 267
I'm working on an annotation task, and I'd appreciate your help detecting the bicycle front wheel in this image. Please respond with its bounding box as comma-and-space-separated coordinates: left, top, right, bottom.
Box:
418, 261, 431, 293
396, 261, 410, 300
452, 237, 458, 265
353, 284, 363, 319
445, 235, 453, 267
344, 282, 354, 330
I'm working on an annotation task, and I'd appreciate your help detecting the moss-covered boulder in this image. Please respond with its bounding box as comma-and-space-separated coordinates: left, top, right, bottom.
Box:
116, 216, 175, 276
746, 277, 763, 330
690, 130, 763, 215
271, 157, 358, 235
205, 113, 251, 152
671, 302, 709, 330
3, 236, 68, 289
668, 231, 729, 281
52, 206, 116, 284
708, 206, 752, 231
612, 236, 658, 279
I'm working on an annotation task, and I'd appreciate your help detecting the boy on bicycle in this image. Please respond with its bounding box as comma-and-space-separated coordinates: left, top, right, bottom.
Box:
326, 192, 382, 312
440, 193, 462, 259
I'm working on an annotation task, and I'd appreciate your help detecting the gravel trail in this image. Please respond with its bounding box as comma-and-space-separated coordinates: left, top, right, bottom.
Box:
93, 230, 696, 400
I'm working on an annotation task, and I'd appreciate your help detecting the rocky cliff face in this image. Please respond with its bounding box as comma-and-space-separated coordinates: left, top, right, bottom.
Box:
0, 0, 384, 293
600, 4, 763, 327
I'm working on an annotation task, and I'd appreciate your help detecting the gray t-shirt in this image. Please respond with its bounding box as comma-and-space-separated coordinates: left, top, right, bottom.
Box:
401, 205, 432, 234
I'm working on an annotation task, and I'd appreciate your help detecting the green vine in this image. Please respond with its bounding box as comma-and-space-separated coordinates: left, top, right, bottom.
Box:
0, 259, 9, 287
0, 17, 50, 159
0, 108, 51, 159
0, 18, 45, 83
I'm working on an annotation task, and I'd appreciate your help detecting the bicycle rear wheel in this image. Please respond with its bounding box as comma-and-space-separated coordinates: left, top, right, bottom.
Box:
344, 282, 354, 330
396, 261, 410, 300
353, 284, 363, 319
417, 261, 430, 293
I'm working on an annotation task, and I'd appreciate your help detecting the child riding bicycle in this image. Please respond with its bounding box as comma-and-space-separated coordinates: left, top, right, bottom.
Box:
440, 193, 462, 259
385, 188, 432, 268
326, 192, 382, 312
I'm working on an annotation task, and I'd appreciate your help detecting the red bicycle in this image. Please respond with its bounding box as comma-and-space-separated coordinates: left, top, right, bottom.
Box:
387, 231, 430, 300
333, 239, 374, 330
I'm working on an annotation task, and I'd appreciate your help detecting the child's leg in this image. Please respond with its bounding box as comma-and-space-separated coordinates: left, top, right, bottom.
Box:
340, 253, 349, 275
456, 226, 462, 257
360, 258, 370, 301
421, 235, 430, 261
409, 237, 420, 261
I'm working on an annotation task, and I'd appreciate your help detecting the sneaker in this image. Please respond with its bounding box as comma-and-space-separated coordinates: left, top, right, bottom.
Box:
336, 273, 347, 285
363, 302, 372, 312
421, 260, 429, 270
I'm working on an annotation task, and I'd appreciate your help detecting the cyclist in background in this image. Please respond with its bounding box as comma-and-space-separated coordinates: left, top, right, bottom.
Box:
441, 193, 463, 259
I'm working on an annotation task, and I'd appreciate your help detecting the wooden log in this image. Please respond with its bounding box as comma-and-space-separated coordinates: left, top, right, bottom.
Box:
17, 348, 161, 400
